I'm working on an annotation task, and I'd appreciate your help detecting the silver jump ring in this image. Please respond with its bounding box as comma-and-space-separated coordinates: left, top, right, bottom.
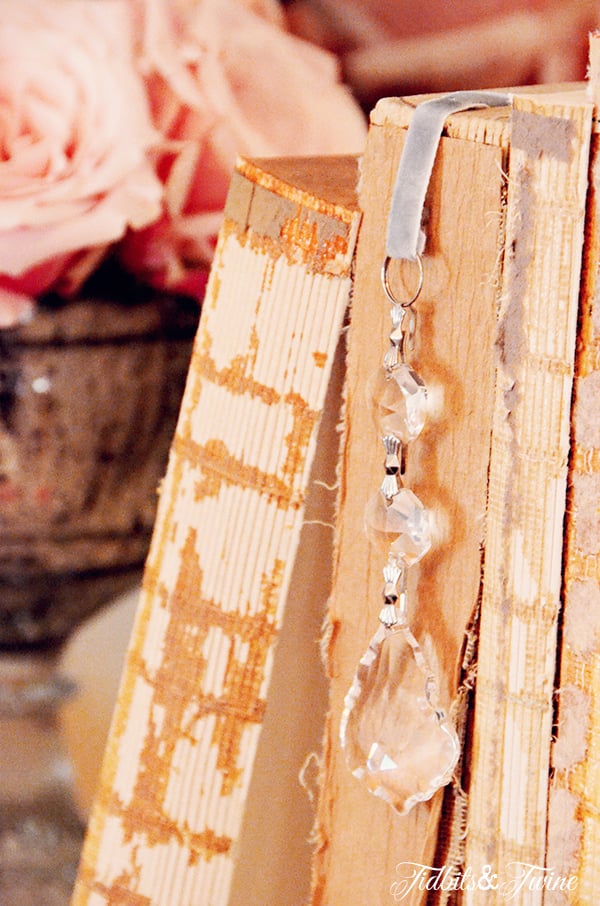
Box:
381, 254, 423, 308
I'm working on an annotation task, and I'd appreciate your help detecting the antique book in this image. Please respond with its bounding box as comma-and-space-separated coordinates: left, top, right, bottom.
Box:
71, 154, 361, 905
311, 86, 594, 905
463, 90, 593, 906
546, 37, 600, 904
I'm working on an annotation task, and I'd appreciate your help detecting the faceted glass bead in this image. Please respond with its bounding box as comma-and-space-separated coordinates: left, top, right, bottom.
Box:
365, 487, 431, 566
368, 363, 427, 443
340, 623, 460, 815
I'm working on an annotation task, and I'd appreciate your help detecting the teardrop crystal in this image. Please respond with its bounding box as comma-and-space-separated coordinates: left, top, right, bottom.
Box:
368, 363, 427, 443
364, 487, 431, 566
340, 623, 459, 814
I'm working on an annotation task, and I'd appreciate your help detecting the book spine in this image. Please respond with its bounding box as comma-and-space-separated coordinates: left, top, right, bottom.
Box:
72, 157, 360, 906
311, 98, 509, 906
464, 94, 593, 903
546, 34, 600, 903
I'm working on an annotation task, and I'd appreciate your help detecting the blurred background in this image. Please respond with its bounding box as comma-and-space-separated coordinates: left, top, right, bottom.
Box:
284, 0, 596, 108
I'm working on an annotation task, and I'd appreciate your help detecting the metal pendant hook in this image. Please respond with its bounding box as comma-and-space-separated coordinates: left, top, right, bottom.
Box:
381, 253, 424, 309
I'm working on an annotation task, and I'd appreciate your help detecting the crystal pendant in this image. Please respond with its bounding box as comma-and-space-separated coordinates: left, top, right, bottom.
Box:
365, 487, 431, 566
368, 363, 427, 443
340, 622, 459, 814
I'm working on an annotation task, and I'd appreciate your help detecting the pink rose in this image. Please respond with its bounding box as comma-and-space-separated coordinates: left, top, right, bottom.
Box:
120, 0, 366, 296
0, 0, 163, 324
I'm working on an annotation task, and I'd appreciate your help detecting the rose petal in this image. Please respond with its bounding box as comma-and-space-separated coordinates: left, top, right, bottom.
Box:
0, 0, 163, 290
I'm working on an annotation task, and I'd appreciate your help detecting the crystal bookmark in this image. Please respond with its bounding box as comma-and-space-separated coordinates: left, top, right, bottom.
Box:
340, 257, 459, 815
340, 89, 513, 815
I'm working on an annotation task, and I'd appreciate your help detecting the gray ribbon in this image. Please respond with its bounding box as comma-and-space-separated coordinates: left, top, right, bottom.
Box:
386, 90, 512, 261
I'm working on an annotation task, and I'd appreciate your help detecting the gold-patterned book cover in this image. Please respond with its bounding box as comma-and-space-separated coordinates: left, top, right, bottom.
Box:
72, 155, 360, 905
